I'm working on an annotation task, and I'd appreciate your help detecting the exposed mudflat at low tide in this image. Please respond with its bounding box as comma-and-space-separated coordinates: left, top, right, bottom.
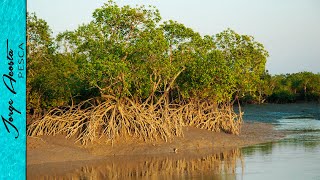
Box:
27, 122, 282, 179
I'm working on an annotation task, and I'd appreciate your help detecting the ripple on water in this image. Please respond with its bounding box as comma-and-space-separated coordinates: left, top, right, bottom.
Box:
276, 118, 320, 132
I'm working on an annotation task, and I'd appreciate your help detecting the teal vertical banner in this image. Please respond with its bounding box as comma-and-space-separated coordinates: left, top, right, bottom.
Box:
0, 0, 26, 180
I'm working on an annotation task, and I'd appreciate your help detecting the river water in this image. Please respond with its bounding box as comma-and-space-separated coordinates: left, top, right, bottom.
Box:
237, 103, 320, 180
28, 103, 320, 179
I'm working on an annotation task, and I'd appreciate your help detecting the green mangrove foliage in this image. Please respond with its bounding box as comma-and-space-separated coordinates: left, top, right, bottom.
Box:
239, 71, 320, 104
27, 1, 269, 144
266, 72, 320, 103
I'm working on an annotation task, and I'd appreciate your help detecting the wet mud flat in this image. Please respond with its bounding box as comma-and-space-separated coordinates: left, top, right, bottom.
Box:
27, 122, 283, 179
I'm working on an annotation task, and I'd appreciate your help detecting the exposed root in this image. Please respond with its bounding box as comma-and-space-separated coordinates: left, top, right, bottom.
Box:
27, 96, 184, 145
27, 96, 242, 145
182, 101, 242, 135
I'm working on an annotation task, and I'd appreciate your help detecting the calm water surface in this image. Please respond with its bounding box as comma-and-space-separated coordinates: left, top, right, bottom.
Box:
237, 103, 320, 180
28, 103, 320, 180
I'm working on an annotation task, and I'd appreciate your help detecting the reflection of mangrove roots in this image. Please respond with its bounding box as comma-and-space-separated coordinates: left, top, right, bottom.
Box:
29, 149, 243, 179
27, 96, 242, 145
91, 150, 242, 179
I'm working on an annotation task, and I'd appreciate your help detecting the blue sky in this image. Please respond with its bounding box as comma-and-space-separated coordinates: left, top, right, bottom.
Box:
27, 0, 320, 74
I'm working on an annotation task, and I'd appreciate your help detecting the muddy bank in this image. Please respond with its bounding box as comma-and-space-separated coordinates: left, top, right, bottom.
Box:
27, 122, 283, 166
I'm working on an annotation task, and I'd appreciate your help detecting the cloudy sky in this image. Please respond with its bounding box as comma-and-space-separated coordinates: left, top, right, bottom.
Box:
28, 0, 320, 74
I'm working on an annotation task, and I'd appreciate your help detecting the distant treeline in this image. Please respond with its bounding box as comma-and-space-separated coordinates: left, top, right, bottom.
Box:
241, 71, 320, 104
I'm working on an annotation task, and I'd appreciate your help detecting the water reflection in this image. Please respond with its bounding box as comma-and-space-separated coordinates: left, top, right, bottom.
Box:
242, 142, 274, 156
242, 136, 320, 158
28, 149, 243, 180
238, 139, 320, 180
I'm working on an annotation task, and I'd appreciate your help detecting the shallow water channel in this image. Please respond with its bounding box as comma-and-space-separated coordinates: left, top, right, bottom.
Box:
237, 103, 320, 180
28, 103, 320, 180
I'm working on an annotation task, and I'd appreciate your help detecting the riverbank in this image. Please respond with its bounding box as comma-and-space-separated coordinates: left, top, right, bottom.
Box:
27, 122, 283, 165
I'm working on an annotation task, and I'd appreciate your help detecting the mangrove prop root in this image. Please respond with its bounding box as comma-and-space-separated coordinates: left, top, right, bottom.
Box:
27, 97, 242, 145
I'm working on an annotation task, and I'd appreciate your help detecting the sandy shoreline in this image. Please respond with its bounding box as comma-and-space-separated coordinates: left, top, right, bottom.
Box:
27, 122, 285, 179
27, 122, 284, 166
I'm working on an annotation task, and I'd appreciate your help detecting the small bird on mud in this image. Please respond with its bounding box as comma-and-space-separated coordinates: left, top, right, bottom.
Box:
173, 148, 178, 153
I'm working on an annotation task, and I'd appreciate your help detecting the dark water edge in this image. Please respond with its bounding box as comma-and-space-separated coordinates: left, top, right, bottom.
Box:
236, 102, 320, 123
28, 103, 320, 180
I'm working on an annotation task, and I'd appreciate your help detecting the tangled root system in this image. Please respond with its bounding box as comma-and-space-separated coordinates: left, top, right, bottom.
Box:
27, 95, 242, 145
182, 100, 242, 135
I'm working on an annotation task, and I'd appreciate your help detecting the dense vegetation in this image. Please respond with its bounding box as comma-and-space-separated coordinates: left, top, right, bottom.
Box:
242, 71, 320, 104
26, 2, 319, 144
